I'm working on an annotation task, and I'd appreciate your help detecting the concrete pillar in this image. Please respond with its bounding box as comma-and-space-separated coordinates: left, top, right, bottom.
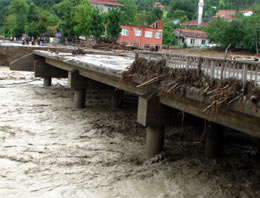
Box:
205, 124, 224, 158
137, 96, 169, 159
146, 127, 165, 159
111, 90, 123, 109
74, 89, 86, 109
43, 78, 52, 87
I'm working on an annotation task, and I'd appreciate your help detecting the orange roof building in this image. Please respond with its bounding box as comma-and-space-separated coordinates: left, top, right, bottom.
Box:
153, 2, 165, 11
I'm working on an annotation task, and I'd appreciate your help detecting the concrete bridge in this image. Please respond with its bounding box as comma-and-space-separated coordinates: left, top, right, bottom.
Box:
9, 49, 260, 159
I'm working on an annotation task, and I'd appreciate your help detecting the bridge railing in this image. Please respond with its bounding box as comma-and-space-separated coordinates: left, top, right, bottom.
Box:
135, 51, 260, 86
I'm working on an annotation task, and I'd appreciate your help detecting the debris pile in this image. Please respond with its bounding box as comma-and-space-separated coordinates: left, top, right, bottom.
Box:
72, 48, 86, 55
92, 42, 138, 51
123, 57, 260, 111
122, 57, 166, 83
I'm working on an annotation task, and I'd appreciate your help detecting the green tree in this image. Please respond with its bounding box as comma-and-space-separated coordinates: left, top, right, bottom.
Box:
106, 8, 122, 43
26, 3, 40, 37
73, 1, 93, 38
37, 13, 48, 35
163, 22, 176, 46
170, 9, 189, 22
55, 0, 86, 38
9, 0, 28, 37
27, 3, 39, 23
89, 8, 104, 42
118, 0, 137, 25
4, 14, 16, 36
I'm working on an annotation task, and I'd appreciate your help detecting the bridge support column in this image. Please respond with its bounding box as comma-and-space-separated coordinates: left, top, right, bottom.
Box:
74, 89, 86, 109
43, 78, 52, 87
146, 127, 165, 159
69, 70, 89, 109
205, 124, 224, 158
137, 96, 169, 159
111, 90, 123, 110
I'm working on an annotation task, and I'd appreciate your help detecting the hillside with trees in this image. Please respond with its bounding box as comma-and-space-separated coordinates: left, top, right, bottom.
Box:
0, 0, 259, 51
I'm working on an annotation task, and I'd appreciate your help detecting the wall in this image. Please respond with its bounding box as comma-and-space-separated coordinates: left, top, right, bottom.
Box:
117, 26, 163, 50
177, 37, 208, 47
0, 45, 73, 66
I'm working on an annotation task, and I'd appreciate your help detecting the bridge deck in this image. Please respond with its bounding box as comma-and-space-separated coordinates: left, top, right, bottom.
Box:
33, 50, 134, 77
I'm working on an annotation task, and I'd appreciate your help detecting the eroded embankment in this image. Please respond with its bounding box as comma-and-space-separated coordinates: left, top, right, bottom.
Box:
0, 67, 260, 198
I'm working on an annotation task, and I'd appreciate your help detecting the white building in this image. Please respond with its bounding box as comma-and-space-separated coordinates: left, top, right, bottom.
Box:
175, 28, 209, 47
239, 9, 254, 17
89, 0, 123, 13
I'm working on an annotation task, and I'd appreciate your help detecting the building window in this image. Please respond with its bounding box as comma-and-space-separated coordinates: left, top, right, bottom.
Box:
145, 31, 153, 38
155, 31, 161, 39
134, 29, 141, 37
201, 40, 206, 45
190, 39, 195, 45
144, 44, 150, 48
122, 42, 128, 46
182, 38, 185, 43
133, 43, 139, 47
121, 28, 128, 36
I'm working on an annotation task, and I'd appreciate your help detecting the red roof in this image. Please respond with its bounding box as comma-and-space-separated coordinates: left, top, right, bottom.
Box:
89, 0, 123, 6
239, 9, 253, 13
175, 28, 207, 39
154, 2, 165, 9
182, 20, 208, 26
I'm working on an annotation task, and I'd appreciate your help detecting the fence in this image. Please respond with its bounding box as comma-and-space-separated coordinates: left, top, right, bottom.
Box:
135, 51, 260, 86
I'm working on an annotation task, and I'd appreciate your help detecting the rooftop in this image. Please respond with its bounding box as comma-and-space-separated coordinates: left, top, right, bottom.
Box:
182, 20, 209, 26
215, 10, 236, 20
175, 28, 207, 39
89, 0, 123, 6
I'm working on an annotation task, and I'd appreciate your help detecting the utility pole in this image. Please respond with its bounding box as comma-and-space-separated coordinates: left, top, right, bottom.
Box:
255, 20, 259, 56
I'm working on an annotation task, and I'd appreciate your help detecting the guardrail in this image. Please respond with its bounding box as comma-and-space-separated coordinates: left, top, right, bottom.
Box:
135, 51, 260, 86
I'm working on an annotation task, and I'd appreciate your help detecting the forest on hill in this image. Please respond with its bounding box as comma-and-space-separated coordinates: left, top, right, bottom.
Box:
0, 0, 259, 51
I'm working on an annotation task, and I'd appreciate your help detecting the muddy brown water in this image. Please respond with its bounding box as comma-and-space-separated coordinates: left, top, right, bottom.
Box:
0, 67, 259, 198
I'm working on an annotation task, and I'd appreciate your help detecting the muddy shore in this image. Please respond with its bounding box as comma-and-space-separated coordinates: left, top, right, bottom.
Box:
0, 67, 259, 198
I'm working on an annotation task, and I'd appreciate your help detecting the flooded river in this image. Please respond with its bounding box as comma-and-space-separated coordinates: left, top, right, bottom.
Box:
0, 67, 259, 198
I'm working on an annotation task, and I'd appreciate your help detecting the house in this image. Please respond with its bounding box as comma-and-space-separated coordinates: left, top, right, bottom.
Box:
214, 9, 254, 21
117, 20, 163, 50
181, 20, 209, 28
175, 28, 208, 47
214, 10, 236, 21
239, 9, 254, 17
153, 2, 165, 11
89, 0, 123, 13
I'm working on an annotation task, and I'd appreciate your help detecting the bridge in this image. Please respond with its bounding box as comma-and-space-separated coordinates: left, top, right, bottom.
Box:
9, 49, 260, 159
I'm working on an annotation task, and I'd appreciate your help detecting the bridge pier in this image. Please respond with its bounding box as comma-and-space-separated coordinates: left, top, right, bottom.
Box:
68, 70, 89, 109
74, 89, 86, 109
137, 96, 169, 159
205, 123, 224, 158
43, 78, 52, 87
146, 127, 165, 159
111, 90, 123, 110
